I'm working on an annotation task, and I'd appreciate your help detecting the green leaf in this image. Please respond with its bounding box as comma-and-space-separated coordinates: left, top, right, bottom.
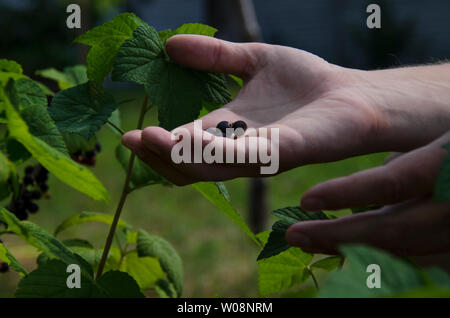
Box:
0, 59, 22, 74
1, 90, 109, 201
258, 247, 313, 296
158, 23, 217, 43
119, 251, 165, 291
192, 182, 259, 244
310, 256, 342, 272
54, 211, 129, 236
15, 260, 144, 298
229, 75, 243, 87
0, 242, 28, 276
107, 109, 122, 136
74, 13, 143, 82
5, 138, 31, 164
112, 23, 231, 130
137, 229, 183, 297
49, 82, 119, 140
36, 65, 88, 90
0, 151, 10, 182
115, 144, 170, 189
0, 208, 92, 276
434, 143, 450, 201
6, 77, 46, 109
4, 78, 69, 155
258, 206, 328, 260
319, 245, 426, 298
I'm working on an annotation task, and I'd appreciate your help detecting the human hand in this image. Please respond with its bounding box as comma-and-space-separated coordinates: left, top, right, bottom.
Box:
286, 132, 450, 256
122, 35, 450, 185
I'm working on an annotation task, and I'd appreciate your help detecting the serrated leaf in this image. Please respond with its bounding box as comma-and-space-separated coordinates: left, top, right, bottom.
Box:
258, 206, 328, 260
4, 78, 69, 155
119, 251, 165, 291
310, 256, 342, 272
319, 245, 426, 298
0, 242, 28, 276
49, 82, 119, 140
5, 138, 31, 164
158, 23, 217, 43
112, 23, 231, 130
434, 143, 450, 201
0, 208, 92, 276
115, 144, 171, 189
192, 182, 258, 245
0, 59, 22, 74
137, 229, 183, 297
1, 90, 109, 201
258, 247, 313, 296
0, 151, 10, 182
54, 211, 129, 236
74, 13, 144, 82
15, 260, 144, 298
36, 65, 87, 90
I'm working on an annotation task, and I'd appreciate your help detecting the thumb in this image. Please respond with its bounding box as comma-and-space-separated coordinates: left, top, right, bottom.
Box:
165, 34, 260, 78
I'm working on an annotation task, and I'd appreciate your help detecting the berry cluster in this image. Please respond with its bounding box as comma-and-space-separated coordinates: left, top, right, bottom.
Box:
7, 165, 49, 220
71, 142, 101, 166
0, 262, 8, 273
214, 120, 248, 138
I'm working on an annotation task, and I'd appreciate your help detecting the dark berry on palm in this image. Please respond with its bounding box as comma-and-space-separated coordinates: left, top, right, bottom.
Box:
30, 190, 42, 200
23, 175, 34, 185
216, 121, 231, 133
232, 120, 247, 131
26, 202, 39, 214
0, 262, 9, 273
94, 142, 102, 153
25, 166, 34, 175
39, 183, 49, 193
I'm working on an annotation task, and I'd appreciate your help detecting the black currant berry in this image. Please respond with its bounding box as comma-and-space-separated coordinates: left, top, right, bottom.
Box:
39, 183, 49, 193
30, 190, 42, 200
35, 173, 48, 184
216, 121, 231, 134
25, 166, 34, 175
94, 142, 102, 153
0, 262, 9, 273
23, 175, 34, 185
232, 120, 247, 131
15, 208, 28, 220
26, 202, 39, 214
22, 190, 32, 201
85, 150, 95, 159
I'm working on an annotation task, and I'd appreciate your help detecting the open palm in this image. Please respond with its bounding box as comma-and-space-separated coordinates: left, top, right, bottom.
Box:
122, 35, 383, 185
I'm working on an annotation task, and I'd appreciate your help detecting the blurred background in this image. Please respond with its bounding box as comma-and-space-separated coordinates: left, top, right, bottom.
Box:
1, 0, 449, 297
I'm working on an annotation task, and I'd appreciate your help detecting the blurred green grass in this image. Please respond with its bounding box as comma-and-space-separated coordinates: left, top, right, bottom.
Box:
0, 87, 389, 297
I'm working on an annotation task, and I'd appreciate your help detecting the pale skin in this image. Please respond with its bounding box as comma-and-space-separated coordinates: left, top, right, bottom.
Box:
123, 35, 450, 257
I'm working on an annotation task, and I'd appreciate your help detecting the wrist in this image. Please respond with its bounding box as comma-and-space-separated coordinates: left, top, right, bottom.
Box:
346, 64, 450, 151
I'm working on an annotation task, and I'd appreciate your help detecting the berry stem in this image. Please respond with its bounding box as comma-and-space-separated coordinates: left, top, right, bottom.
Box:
96, 95, 148, 279
106, 119, 126, 136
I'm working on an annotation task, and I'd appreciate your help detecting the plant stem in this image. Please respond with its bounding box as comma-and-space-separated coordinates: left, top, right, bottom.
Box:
338, 256, 346, 270
96, 95, 148, 279
307, 267, 320, 291
107, 120, 126, 136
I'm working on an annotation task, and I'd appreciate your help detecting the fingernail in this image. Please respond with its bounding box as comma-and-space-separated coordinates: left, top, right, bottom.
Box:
286, 231, 311, 249
301, 197, 325, 211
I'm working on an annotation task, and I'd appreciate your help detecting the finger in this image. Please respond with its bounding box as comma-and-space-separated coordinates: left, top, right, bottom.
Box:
165, 34, 262, 78
286, 198, 450, 256
301, 137, 449, 211
122, 130, 192, 185
140, 125, 276, 182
